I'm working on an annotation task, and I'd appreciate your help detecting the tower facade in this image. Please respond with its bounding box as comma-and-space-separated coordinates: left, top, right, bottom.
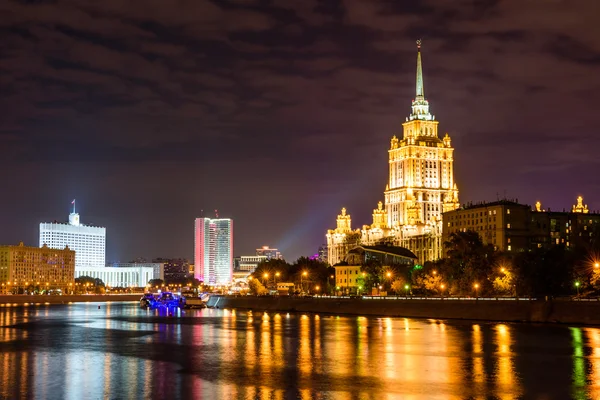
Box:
384, 40, 459, 261
40, 201, 106, 270
326, 41, 459, 264
194, 217, 233, 285
326, 208, 361, 266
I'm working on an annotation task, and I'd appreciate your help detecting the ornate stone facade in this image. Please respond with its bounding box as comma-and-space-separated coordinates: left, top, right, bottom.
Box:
326, 208, 361, 266
326, 41, 460, 264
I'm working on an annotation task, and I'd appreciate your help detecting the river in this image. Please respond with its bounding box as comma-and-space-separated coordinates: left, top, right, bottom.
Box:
0, 302, 598, 399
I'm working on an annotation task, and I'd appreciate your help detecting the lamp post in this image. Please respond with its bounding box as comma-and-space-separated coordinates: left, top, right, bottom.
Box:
404, 284, 409, 297
575, 281, 580, 296
328, 274, 334, 295
440, 283, 445, 298
301, 271, 308, 293
263, 272, 269, 286
386, 271, 392, 293
474, 283, 479, 299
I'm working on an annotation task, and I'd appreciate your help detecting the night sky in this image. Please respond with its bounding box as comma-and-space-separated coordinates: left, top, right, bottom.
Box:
1, 0, 599, 262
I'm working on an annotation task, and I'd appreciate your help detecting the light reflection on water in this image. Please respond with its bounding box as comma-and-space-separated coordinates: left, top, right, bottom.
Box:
1, 303, 600, 398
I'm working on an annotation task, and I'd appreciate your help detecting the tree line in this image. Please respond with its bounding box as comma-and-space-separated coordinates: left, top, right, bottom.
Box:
248, 257, 334, 295
387, 230, 600, 298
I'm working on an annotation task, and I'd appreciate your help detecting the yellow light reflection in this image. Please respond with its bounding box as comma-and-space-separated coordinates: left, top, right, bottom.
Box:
585, 328, 600, 398
472, 324, 485, 385
494, 324, 522, 399
571, 327, 586, 396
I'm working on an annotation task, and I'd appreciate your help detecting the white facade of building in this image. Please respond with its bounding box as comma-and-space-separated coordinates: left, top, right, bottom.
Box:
110, 262, 164, 281
194, 217, 233, 285
239, 255, 267, 272
75, 266, 154, 288
40, 209, 106, 270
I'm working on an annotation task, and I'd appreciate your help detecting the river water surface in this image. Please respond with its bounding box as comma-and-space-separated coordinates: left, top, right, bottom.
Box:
0, 302, 599, 399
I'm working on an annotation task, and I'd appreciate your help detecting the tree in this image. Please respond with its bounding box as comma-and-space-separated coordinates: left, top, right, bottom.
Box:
440, 231, 497, 296
492, 271, 514, 295
75, 276, 105, 294
148, 279, 164, 287
413, 272, 443, 294
513, 246, 575, 297
248, 279, 268, 295
391, 278, 408, 294
254, 258, 291, 287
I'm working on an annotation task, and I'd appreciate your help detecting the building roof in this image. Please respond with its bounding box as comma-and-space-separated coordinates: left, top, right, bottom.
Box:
447, 199, 528, 212
349, 245, 417, 260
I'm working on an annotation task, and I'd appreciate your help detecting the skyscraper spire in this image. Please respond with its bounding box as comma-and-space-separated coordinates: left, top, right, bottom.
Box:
409, 39, 433, 121
416, 39, 424, 99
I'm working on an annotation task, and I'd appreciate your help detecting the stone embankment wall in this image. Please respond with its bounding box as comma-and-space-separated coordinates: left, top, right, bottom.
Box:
207, 296, 600, 325
0, 294, 140, 305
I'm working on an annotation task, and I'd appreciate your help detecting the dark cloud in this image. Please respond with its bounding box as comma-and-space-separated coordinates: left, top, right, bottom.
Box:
0, 0, 598, 261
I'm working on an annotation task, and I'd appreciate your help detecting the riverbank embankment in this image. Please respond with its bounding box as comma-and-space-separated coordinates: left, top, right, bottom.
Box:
207, 295, 600, 325
0, 294, 141, 305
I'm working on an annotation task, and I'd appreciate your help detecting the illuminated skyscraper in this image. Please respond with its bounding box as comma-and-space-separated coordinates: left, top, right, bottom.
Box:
40, 200, 106, 270
326, 41, 459, 263
194, 217, 233, 284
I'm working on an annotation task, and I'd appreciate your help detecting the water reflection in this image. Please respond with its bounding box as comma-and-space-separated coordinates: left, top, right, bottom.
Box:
2, 304, 600, 398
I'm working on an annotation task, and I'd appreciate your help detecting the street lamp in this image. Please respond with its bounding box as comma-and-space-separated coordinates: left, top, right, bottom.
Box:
404, 284, 410, 296
440, 283, 445, 297
474, 283, 479, 298
575, 281, 580, 296
500, 267, 506, 273
595, 263, 599, 269
301, 271, 308, 293
263, 272, 269, 285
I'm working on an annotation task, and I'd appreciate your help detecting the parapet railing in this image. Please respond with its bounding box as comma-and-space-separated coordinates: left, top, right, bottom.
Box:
314, 295, 538, 301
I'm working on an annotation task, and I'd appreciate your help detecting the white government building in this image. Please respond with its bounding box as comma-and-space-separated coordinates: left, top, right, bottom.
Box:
40, 202, 160, 287
40, 204, 106, 270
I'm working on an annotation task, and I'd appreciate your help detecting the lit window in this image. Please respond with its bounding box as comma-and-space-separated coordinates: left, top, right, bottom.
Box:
507, 209, 511, 215
507, 245, 512, 251
507, 224, 511, 229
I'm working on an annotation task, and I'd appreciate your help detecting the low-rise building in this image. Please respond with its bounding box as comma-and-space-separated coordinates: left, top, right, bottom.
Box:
238, 255, 267, 273
442, 200, 531, 252
152, 258, 190, 282
75, 265, 155, 288
111, 262, 164, 281
333, 265, 362, 291
442, 196, 600, 253
276, 282, 294, 295
334, 245, 418, 294
256, 246, 283, 260
0, 242, 75, 294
